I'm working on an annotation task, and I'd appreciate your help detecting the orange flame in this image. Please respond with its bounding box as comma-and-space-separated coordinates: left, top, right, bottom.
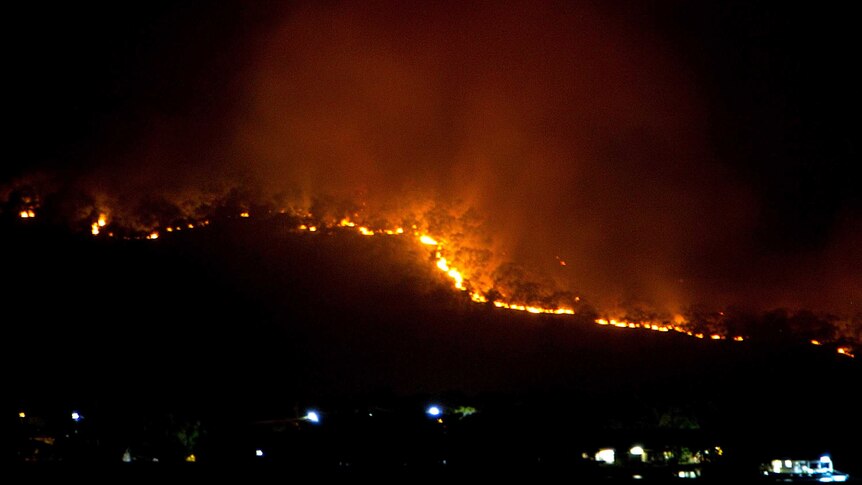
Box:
837, 347, 855, 358
54, 204, 776, 350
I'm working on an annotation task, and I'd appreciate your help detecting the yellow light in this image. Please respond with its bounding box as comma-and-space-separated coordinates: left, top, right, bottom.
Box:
448, 269, 465, 290
733, 336, 744, 341
710, 334, 722, 340
299, 224, 307, 230
339, 218, 355, 227
91, 222, 100, 235
596, 449, 615, 464
358, 227, 374, 236
811, 340, 822, 346
97, 215, 107, 227
185, 454, 196, 462
147, 232, 159, 240
837, 347, 855, 358
18, 411, 26, 418
419, 235, 438, 246
308, 226, 317, 232
19, 210, 35, 218
239, 211, 249, 218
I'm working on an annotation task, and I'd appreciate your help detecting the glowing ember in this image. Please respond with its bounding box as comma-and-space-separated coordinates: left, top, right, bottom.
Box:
19, 210, 35, 218
419, 235, 439, 246
240, 211, 250, 218
837, 347, 855, 358
146, 232, 159, 240
358, 227, 374, 236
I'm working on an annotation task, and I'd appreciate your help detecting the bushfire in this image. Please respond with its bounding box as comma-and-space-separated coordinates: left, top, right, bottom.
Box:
39, 205, 848, 358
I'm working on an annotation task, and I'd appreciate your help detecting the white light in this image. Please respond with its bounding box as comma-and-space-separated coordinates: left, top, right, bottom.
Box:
630, 446, 644, 456
596, 448, 615, 464
785, 460, 792, 468
306, 411, 320, 423
820, 455, 832, 463
772, 460, 783, 473
426, 405, 442, 417
71, 411, 81, 422
255, 449, 264, 457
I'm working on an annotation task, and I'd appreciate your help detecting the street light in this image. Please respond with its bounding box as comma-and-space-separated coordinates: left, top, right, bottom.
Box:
71, 411, 82, 422
426, 405, 442, 417
305, 410, 320, 424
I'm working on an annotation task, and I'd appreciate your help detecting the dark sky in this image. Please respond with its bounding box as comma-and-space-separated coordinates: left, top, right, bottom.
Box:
5, 1, 860, 317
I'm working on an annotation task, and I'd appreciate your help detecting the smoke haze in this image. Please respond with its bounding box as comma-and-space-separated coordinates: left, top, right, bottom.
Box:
5, 1, 860, 318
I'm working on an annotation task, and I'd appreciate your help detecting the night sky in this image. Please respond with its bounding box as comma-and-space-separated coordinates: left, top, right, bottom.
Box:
5, 1, 860, 317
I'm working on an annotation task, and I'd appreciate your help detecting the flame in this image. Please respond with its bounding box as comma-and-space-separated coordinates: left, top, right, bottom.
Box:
19, 210, 36, 218
837, 347, 855, 358
91, 214, 108, 235
26, 200, 813, 351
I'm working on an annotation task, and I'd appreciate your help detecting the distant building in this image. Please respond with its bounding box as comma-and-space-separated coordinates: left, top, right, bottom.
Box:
760, 455, 849, 482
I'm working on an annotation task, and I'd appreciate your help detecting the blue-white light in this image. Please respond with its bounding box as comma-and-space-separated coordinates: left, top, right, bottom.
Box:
255, 449, 264, 457
426, 405, 442, 417
306, 410, 320, 423
71, 411, 82, 422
